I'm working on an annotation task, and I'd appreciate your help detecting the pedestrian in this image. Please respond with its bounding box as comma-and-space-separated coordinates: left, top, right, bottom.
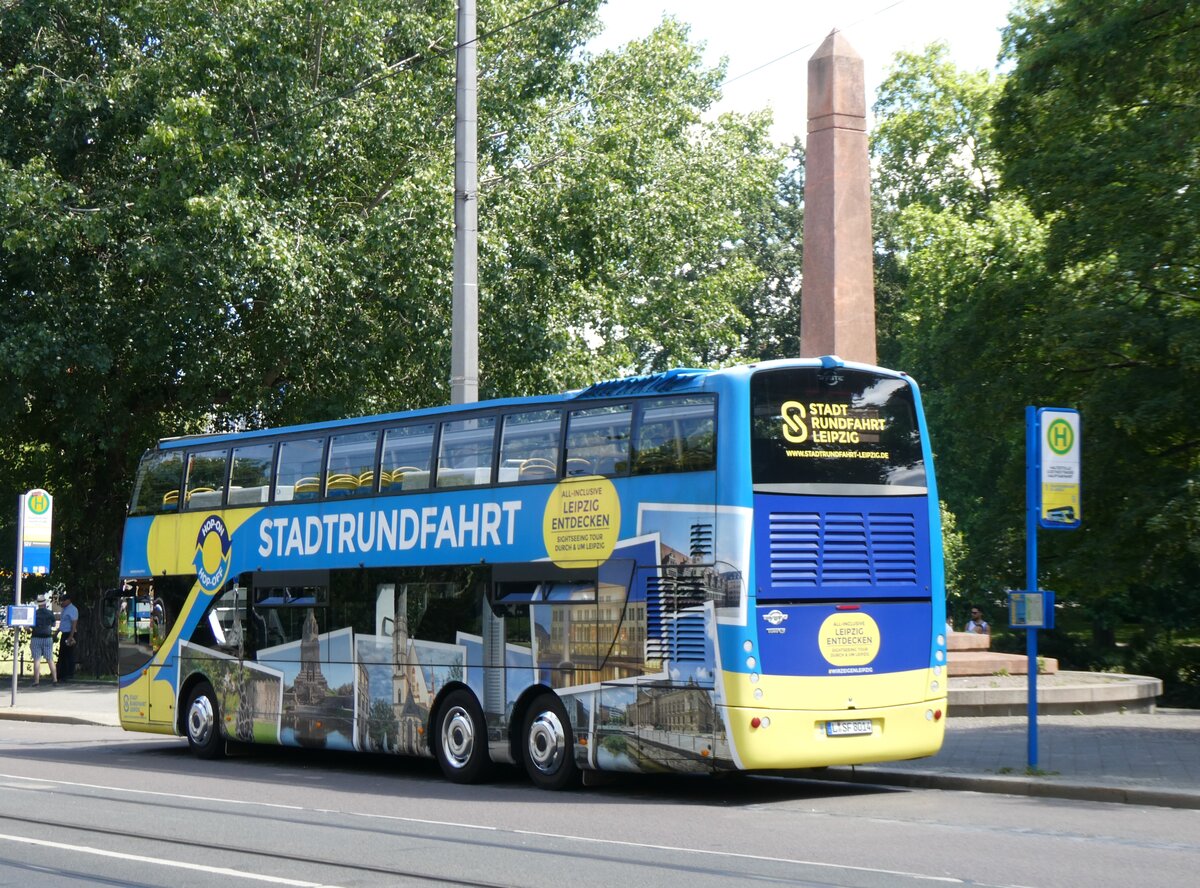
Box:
30, 594, 57, 686
56, 591, 79, 681
966, 606, 990, 635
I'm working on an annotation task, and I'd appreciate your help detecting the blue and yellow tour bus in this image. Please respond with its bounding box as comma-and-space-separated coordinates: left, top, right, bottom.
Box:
111, 356, 947, 789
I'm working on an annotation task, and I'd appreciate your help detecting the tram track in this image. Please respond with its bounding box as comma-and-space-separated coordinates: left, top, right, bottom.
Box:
0, 811, 514, 887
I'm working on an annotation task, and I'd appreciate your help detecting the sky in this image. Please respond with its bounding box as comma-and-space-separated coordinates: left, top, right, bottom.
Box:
590, 0, 1014, 145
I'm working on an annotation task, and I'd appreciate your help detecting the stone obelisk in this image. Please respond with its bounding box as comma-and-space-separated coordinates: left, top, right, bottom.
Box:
800, 31, 876, 365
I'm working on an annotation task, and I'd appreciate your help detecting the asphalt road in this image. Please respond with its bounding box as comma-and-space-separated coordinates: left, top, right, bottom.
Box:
0, 721, 1196, 887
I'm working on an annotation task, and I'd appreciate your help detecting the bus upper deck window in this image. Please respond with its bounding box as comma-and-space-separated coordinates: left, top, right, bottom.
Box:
381, 423, 434, 492
437, 416, 496, 488
499, 410, 562, 483
229, 442, 275, 507
750, 368, 926, 489
129, 450, 184, 516
327, 429, 379, 497
566, 405, 632, 477
635, 397, 715, 474
184, 448, 229, 510
275, 437, 326, 502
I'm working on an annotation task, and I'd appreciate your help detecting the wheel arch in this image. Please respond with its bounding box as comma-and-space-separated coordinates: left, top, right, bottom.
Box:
507, 683, 561, 764
176, 670, 217, 739
426, 680, 475, 753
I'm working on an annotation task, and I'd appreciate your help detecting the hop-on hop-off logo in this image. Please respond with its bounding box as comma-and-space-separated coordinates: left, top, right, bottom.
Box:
193, 515, 232, 593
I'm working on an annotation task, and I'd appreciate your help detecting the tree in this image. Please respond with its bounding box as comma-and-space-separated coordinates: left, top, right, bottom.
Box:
478, 18, 784, 390
872, 9, 1200, 681
0, 2, 786, 672
994, 0, 1200, 640
873, 43, 1002, 220
726, 138, 804, 362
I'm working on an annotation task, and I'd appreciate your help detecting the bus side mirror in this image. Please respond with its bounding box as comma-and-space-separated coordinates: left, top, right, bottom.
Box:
100, 589, 120, 630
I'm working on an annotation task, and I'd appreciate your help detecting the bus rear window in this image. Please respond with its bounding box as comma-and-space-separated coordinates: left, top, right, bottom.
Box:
750, 368, 926, 488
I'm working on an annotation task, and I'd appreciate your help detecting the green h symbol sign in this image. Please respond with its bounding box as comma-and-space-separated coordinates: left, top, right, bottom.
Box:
1047, 419, 1073, 455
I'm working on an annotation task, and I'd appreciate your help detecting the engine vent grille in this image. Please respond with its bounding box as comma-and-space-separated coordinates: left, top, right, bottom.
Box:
768, 510, 918, 591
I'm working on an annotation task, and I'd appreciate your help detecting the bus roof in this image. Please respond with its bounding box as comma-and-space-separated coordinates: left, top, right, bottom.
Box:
150, 356, 905, 452
154, 366, 719, 451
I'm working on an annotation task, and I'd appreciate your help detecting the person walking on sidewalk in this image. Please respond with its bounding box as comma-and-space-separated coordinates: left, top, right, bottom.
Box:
56, 591, 79, 681
30, 595, 57, 686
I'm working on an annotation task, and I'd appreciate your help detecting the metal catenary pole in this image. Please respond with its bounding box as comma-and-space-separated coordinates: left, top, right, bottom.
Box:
451, 0, 479, 406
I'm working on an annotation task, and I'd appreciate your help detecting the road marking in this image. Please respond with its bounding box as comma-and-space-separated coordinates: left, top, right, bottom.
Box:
1, 772, 963, 884
0, 832, 341, 887
0, 771, 305, 810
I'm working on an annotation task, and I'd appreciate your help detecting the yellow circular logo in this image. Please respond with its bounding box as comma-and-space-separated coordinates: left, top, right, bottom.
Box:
542, 477, 620, 567
818, 612, 881, 666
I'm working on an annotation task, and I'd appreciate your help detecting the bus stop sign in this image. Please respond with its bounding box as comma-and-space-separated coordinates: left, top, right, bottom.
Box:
1037, 409, 1080, 530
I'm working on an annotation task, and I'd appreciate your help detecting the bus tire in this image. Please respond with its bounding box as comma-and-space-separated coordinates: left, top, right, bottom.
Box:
185, 681, 224, 760
521, 693, 579, 791
434, 689, 492, 784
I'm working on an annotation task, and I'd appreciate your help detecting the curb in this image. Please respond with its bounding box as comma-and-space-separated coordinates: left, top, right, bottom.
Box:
808, 766, 1200, 810
0, 708, 119, 728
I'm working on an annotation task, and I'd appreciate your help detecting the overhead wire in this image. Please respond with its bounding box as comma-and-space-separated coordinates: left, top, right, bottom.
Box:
478, 0, 916, 192
720, 0, 909, 88
252, 0, 573, 138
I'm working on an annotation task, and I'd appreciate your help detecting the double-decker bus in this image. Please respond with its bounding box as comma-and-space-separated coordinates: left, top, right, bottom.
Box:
110, 356, 947, 789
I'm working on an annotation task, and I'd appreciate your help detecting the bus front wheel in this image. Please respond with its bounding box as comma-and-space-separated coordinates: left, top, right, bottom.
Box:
185, 681, 224, 760
521, 693, 579, 791
434, 689, 492, 784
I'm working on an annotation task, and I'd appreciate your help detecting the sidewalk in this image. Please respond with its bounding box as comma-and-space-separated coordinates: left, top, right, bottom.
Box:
2, 679, 1198, 809
0, 678, 121, 727
818, 709, 1200, 809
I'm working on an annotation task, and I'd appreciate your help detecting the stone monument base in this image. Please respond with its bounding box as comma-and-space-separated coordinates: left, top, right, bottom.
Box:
947, 630, 1059, 677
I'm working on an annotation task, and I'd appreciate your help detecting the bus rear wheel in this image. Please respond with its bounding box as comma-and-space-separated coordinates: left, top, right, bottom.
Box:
434, 689, 492, 784
185, 681, 224, 760
521, 693, 579, 791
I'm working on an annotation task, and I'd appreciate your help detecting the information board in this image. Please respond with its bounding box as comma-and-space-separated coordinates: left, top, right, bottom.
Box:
6, 605, 35, 628
1008, 591, 1055, 629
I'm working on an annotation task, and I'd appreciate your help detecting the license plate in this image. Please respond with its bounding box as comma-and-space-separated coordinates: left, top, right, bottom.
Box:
825, 719, 873, 737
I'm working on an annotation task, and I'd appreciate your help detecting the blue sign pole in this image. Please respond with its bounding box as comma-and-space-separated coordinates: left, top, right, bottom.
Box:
10, 494, 25, 707
1024, 407, 1039, 769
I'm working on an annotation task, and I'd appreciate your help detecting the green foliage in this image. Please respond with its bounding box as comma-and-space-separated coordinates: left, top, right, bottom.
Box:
874, 11, 1200, 701
480, 18, 784, 389
0, 1, 786, 673
939, 501, 968, 608
993, 0, 1200, 636
873, 42, 1002, 219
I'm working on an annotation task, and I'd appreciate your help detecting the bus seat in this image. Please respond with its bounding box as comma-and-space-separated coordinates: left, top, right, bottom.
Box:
294, 477, 320, 499
519, 458, 556, 480
185, 488, 223, 509
565, 457, 592, 476
390, 467, 420, 489
326, 473, 359, 496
